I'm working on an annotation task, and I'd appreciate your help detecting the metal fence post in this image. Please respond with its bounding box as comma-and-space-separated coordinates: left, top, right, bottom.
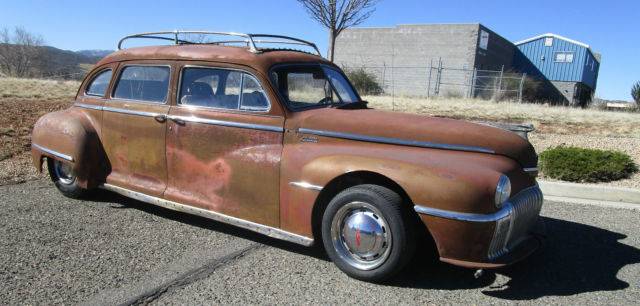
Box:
518, 73, 527, 103
497, 65, 504, 98
391, 46, 395, 111
434, 58, 442, 96
427, 59, 433, 98
470, 68, 477, 98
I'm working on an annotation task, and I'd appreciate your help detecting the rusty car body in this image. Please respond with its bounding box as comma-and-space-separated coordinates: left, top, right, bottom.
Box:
31, 31, 544, 282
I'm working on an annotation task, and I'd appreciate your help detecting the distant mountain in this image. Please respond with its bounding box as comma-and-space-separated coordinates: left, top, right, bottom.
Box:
36, 46, 105, 79
0, 44, 113, 79
76, 49, 114, 58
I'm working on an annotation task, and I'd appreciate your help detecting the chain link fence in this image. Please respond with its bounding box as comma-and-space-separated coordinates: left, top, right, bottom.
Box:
342, 59, 528, 102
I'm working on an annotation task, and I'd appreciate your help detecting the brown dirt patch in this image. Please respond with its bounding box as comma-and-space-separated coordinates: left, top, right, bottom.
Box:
0, 98, 70, 185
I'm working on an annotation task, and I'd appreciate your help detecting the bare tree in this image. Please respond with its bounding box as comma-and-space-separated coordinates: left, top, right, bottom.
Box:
0, 26, 45, 77
297, 0, 378, 61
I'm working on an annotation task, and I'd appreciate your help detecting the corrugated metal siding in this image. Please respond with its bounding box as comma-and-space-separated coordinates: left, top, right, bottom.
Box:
516, 37, 597, 89
581, 51, 599, 89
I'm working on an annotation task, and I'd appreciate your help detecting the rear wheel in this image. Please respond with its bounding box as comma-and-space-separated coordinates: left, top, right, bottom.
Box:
321, 184, 416, 282
47, 158, 90, 199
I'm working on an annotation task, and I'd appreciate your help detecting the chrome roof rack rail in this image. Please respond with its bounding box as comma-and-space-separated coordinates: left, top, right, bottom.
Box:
117, 30, 322, 56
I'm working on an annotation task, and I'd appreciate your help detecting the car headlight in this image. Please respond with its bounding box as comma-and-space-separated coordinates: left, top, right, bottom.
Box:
495, 175, 511, 208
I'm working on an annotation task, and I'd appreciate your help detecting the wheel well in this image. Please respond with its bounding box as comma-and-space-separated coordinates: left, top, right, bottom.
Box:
311, 171, 415, 243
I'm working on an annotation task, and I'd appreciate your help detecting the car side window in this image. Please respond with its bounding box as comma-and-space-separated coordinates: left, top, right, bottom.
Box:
241, 74, 269, 111
85, 69, 112, 97
179, 67, 269, 112
113, 66, 170, 103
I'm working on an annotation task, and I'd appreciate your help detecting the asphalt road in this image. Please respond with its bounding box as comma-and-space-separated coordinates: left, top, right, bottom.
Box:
1, 179, 639, 305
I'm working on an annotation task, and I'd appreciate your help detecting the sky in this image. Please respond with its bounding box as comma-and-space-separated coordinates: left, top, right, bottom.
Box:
1, 0, 638, 101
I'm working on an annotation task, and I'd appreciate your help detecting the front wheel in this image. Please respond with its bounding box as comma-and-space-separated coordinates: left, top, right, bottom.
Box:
321, 184, 416, 282
47, 158, 90, 199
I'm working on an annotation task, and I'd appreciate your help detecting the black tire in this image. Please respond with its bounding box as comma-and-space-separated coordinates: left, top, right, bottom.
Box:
47, 158, 90, 199
321, 184, 416, 282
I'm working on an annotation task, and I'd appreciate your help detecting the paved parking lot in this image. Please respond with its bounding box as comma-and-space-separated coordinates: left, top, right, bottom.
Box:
1, 179, 639, 305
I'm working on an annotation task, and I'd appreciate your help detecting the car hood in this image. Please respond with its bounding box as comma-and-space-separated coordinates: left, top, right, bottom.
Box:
294, 108, 538, 168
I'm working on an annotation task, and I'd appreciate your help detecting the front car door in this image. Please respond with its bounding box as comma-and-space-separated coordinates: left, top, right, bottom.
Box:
102, 63, 173, 197
164, 64, 284, 227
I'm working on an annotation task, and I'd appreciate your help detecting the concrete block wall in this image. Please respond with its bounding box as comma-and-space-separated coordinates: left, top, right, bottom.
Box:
334, 24, 481, 96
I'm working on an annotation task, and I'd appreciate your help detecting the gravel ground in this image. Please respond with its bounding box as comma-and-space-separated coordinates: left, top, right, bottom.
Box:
529, 132, 640, 189
1, 179, 639, 305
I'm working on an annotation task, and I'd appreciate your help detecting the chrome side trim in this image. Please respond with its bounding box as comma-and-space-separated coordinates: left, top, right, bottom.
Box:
523, 167, 539, 173
298, 128, 495, 154
74, 103, 104, 111
169, 115, 284, 133
413, 204, 512, 223
102, 106, 160, 118
32, 143, 74, 162
289, 181, 323, 191
100, 184, 313, 246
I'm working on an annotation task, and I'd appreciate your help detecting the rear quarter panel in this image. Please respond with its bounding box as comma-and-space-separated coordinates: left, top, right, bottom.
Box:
31, 107, 107, 188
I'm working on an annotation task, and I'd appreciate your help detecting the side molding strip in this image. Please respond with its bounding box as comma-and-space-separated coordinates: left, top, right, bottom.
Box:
32, 143, 74, 162
289, 181, 323, 191
100, 184, 314, 246
414, 204, 511, 223
102, 106, 159, 118
74, 103, 104, 111
170, 115, 284, 133
298, 128, 495, 154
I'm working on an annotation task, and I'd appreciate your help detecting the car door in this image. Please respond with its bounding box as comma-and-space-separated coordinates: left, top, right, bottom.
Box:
102, 63, 173, 197
164, 64, 284, 227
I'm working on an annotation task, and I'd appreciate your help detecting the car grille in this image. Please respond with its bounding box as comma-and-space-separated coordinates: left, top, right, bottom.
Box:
488, 186, 543, 260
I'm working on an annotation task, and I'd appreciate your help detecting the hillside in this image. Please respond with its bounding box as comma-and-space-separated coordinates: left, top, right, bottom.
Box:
0, 44, 113, 80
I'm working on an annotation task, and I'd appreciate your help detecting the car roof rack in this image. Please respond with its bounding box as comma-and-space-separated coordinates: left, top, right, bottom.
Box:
117, 30, 322, 56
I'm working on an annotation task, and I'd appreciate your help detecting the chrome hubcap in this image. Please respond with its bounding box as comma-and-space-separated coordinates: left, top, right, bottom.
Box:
53, 160, 75, 185
331, 201, 391, 270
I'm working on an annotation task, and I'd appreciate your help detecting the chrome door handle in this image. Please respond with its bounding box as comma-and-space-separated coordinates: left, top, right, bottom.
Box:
154, 114, 167, 123
168, 115, 186, 126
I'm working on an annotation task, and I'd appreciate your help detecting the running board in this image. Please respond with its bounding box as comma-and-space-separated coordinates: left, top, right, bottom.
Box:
100, 184, 314, 246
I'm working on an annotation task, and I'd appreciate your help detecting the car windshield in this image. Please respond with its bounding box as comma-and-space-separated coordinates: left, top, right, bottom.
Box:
270, 65, 360, 110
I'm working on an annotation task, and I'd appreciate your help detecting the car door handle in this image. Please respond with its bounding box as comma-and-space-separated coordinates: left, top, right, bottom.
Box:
154, 114, 167, 123
168, 116, 186, 126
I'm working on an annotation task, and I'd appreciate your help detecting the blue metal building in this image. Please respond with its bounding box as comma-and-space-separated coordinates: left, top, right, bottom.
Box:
514, 33, 600, 106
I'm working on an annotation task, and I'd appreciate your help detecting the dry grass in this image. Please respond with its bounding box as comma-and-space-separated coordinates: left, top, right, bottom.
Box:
366, 95, 640, 137
0, 78, 639, 188
0, 77, 80, 100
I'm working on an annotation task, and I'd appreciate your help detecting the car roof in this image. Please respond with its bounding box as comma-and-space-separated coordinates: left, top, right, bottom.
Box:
96, 44, 333, 73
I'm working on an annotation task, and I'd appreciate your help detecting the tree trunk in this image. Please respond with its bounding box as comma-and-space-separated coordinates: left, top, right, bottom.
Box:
328, 30, 337, 62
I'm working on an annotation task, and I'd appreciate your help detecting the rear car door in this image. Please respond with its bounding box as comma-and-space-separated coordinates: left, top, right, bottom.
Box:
164, 65, 284, 227
102, 63, 173, 197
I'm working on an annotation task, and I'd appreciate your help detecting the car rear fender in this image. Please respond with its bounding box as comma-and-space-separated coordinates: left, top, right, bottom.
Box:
31, 108, 107, 188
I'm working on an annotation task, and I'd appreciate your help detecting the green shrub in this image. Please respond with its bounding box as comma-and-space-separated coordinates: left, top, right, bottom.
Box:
345, 68, 383, 96
539, 146, 638, 183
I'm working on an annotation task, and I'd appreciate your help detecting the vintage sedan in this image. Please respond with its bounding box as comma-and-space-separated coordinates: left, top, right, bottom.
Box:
31, 31, 544, 282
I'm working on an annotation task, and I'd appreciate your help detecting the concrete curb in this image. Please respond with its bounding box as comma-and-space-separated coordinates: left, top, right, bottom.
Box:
538, 180, 640, 205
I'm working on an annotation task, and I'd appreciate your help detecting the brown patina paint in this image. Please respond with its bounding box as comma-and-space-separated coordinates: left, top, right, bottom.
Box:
31, 44, 541, 268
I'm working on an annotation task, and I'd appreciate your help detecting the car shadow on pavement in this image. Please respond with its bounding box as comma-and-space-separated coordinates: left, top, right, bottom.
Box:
390, 216, 640, 300
93, 189, 329, 261
93, 191, 640, 299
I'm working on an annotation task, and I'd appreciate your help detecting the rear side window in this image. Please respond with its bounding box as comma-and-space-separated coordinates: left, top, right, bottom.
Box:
113, 66, 170, 103
179, 67, 269, 111
85, 69, 112, 97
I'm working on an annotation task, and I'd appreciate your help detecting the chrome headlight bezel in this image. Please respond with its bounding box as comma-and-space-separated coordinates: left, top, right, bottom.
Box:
494, 175, 511, 208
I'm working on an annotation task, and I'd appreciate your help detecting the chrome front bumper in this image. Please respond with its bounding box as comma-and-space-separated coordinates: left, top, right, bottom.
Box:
413, 185, 544, 261
487, 186, 544, 259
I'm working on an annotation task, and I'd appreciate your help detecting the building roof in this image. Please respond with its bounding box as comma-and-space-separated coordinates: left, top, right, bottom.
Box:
515, 33, 599, 63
